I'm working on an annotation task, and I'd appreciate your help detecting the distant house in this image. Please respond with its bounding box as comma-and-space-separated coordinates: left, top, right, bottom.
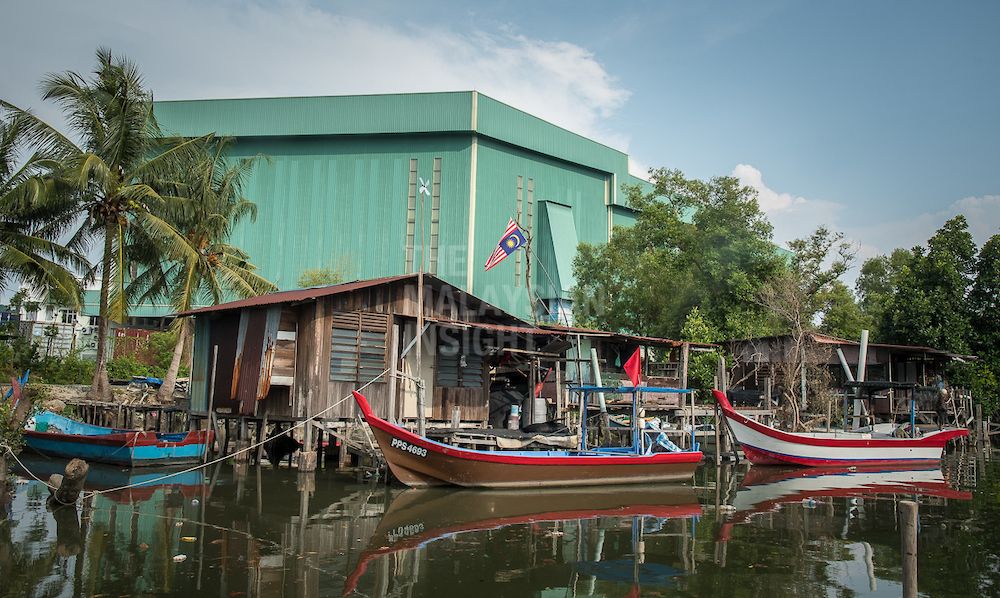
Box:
5, 286, 99, 358
723, 332, 976, 422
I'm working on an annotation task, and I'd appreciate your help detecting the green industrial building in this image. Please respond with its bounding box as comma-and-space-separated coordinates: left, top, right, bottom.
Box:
115, 91, 651, 323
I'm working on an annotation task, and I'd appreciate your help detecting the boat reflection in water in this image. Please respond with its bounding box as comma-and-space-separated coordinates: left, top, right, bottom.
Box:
12, 453, 205, 504
345, 485, 702, 596
720, 464, 972, 541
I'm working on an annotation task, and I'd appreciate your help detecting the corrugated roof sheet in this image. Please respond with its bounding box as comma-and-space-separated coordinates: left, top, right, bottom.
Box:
430, 318, 559, 336
177, 274, 417, 316
725, 332, 977, 360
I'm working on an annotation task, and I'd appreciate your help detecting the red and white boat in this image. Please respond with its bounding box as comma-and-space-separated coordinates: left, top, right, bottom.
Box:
712, 389, 968, 467
351, 390, 702, 488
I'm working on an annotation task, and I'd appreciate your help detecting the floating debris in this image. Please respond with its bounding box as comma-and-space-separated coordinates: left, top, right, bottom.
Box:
181, 536, 197, 543
172, 555, 187, 563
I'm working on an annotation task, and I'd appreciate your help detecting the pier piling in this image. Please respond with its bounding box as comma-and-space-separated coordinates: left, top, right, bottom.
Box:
900, 500, 918, 598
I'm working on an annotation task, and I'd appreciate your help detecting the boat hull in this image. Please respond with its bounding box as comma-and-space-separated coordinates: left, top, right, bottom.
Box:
353, 391, 702, 488
24, 411, 212, 467
711, 389, 968, 467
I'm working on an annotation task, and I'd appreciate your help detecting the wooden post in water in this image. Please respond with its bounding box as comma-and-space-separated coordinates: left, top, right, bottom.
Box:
47, 458, 89, 506
900, 500, 918, 598
976, 404, 985, 454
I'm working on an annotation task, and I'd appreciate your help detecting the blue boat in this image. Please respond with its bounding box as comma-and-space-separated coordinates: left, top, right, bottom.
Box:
24, 411, 213, 467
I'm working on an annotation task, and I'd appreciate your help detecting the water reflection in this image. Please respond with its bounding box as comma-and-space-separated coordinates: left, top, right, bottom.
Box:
345, 486, 701, 596
0, 455, 991, 597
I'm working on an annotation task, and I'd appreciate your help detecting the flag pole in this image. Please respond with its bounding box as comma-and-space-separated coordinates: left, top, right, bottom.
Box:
415, 178, 430, 436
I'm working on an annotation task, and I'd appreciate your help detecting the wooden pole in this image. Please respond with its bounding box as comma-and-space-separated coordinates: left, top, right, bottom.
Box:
900, 500, 918, 598
388, 324, 399, 422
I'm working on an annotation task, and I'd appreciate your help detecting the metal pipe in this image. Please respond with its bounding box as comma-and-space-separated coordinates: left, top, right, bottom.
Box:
589, 348, 607, 412
853, 330, 869, 429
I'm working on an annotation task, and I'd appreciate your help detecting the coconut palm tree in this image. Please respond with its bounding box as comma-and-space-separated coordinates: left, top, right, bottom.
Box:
0, 114, 86, 301
1, 48, 204, 399
136, 137, 276, 401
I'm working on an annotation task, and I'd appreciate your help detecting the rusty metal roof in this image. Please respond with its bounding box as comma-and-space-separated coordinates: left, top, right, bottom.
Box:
430, 318, 560, 336
725, 332, 976, 360
540, 324, 716, 349
177, 274, 417, 316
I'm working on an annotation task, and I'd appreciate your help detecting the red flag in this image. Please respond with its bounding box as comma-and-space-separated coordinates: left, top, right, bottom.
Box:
623, 347, 642, 387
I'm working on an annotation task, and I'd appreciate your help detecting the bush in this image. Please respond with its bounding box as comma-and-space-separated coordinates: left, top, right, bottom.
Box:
33, 352, 95, 385
107, 356, 162, 381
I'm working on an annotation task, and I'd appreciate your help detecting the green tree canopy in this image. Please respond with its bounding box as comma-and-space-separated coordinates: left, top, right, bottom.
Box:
855, 247, 912, 340
2, 48, 205, 399
572, 168, 784, 340
886, 215, 976, 353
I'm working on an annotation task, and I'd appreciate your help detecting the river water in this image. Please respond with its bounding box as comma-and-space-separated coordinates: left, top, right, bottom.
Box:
1, 452, 995, 597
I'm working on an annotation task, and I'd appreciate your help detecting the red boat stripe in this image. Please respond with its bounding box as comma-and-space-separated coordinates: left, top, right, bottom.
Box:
365, 411, 702, 466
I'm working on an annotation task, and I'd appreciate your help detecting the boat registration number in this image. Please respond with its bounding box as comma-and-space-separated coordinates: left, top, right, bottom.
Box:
390, 437, 428, 458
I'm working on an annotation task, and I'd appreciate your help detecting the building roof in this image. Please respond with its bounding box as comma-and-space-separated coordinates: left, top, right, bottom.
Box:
540, 324, 716, 349
154, 91, 632, 183
177, 273, 527, 323
724, 332, 977, 360
178, 274, 416, 316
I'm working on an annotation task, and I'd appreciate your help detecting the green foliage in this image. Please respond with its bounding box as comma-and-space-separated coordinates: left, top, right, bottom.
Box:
969, 235, 1000, 360
0, 398, 26, 454
148, 330, 178, 371
0, 115, 85, 302
886, 216, 976, 353
33, 352, 95, 385
856, 248, 912, 339
0, 336, 39, 379
297, 266, 344, 288
818, 281, 869, 340
106, 356, 160, 381
573, 168, 784, 339
680, 306, 722, 390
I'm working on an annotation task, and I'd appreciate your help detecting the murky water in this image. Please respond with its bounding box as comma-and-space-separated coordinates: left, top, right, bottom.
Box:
1, 451, 995, 597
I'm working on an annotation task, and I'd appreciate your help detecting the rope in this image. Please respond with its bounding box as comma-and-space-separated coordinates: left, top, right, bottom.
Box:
6, 368, 390, 501
1, 443, 58, 490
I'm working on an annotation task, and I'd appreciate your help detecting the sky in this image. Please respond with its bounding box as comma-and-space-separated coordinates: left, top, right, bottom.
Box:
2, 0, 998, 283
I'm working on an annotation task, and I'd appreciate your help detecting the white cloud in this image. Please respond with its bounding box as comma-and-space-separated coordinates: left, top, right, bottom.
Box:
0, 0, 631, 151
732, 164, 1000, 288
628, 157, 651, 181
732, 164, 845, 247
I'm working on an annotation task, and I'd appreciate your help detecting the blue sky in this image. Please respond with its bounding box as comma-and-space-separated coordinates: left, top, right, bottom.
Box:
2, 0, 997, 274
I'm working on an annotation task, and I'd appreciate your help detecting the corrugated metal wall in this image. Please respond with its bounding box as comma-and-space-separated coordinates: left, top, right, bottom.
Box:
151, 92, 649, 323
471, 137, 609, 316
221, 134, 472, 291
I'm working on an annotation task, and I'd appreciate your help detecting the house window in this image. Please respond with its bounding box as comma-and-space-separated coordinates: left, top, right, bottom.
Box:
60, 310, 77, 324
436, 340, 484, 388
329, 311, 389, 384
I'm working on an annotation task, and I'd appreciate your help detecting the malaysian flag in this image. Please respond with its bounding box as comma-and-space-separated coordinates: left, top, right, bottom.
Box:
484, 218, 527, 271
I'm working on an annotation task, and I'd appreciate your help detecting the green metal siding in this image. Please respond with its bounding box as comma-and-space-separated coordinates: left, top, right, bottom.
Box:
475, 95, 630, 178
155, 92, 474, 138
224, 134, 472, 290
611, 204, 639, 229
142, 91, 652, 323
537, 201, 579, 298
471, 137, 608, 316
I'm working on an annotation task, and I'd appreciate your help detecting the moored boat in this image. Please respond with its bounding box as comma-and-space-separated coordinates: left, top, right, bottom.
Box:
712, 389, 968, 467
24, 411, 212, 467
351, 390, 702, 488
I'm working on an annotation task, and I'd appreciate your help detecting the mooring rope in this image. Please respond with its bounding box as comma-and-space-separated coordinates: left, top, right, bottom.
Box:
5, 368, 390, 501
1, 442, 59, 490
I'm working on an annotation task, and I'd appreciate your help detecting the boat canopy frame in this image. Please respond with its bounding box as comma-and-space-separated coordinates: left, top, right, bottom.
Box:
569, 385, 694, 454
